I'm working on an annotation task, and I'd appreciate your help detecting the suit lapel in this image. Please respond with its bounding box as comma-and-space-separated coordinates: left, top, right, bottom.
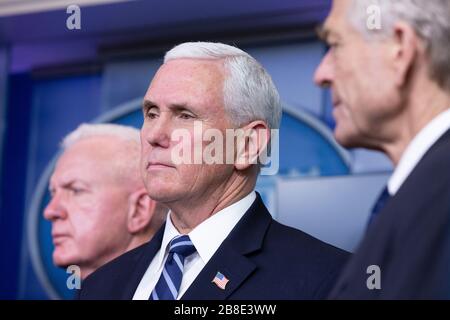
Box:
119, 224, 166, 299
181, 245, 256, 300
182, 193, 272, 300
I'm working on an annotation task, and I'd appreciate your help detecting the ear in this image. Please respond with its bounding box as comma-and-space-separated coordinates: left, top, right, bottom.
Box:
390, 21, 421, 87
127, 188, 155, 234
234, 120, 270, 171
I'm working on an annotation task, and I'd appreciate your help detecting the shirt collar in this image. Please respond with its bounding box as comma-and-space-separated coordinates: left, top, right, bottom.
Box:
188, 191, 256, 265
156, 191, 256, 267
154, 212, 182, 268
388, 109, 450, 195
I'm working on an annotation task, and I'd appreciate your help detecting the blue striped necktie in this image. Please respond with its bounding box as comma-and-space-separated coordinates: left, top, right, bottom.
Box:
150, 235, 196, 300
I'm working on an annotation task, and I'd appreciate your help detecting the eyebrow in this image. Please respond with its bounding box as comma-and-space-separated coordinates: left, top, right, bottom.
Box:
316, 23, 341, 42
48, 183, 60, 194
143, 99, 155, 111
142, 99, 197, 114
49, 178, 88, 189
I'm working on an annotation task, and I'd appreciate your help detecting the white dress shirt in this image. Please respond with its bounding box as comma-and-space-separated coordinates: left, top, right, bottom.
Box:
133, 191, 256, 300
388, 109, 450, 195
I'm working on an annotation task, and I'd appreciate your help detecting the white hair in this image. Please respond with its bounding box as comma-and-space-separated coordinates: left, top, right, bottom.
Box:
62, 123, 140, 149
62, 123, 141, 185
349, 0, 450, 91
164, 42, 282, 130
61, 123, 168, 236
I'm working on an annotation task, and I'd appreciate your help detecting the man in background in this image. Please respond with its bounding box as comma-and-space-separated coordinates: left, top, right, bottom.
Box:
44, 123, 167, 279
315, 0, 450, 299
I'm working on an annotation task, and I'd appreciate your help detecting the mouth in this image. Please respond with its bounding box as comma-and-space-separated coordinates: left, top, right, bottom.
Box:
332, 97, 342, 108
146, 161, 175, 170
332, 104, 344, 119
52, 233, 70, 245
331, 90, 342, 108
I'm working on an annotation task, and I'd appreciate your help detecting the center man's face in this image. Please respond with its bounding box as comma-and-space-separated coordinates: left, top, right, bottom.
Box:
140, 59, 235, 204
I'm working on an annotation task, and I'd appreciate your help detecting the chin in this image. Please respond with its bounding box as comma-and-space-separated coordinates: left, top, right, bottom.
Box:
338, 137, 368, 150
146, 185, 183, 204
53, 252, 75, 268
334, 125, 361, 149
52, 245, 80, 268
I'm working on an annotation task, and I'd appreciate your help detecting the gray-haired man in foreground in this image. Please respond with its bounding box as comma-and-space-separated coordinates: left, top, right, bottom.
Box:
315, 0, 450, 299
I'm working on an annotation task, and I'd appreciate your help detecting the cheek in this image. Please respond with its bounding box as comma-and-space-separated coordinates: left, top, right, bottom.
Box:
84, 205, 128, 251
140, 159, 149, 183
175, 162, 225, 195
335, 48, 367, 88
178, 126, 202, 160
70, 193, 122, 234
175, 164, 199, 186
69, 202, 102, 239
335, 64, 372, 117
190, 163, 232, 189
140, 146, 147, 168
335, 63, 358, 96
108, 198, 130, 223
140, 124, 150, 143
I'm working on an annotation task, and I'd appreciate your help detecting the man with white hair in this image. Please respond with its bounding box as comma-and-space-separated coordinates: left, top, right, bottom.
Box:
44, 123, 167, 280
314, 0, 450, 299
79, 42, 349, 300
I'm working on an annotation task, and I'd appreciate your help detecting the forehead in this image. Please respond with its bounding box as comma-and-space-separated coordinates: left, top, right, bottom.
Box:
51, 137, 117, 184
145, 58, 225, 107
323, 0, 353, 36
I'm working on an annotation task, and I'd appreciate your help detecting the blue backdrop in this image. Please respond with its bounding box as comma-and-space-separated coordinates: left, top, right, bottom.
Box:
1, 40, 353, 299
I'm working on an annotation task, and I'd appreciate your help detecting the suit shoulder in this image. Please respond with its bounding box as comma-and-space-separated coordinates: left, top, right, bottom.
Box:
268, 219, 350, 263
255, 219, 349, 298
79, 242, 148, 298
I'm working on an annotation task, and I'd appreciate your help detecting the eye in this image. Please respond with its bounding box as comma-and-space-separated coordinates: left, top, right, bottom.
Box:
328, 42, 341, 51
179, 111, 195, 120
143, 104, 159, 119
146, 108, 159, 119
68, 186, 85, 196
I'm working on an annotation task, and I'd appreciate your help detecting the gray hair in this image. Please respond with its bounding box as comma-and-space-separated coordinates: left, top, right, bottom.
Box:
164, 42, 282, 130
349, 0, 450, 91
62, 123, 141, 185
62, 123, 140, 149
61, 123, 168, 234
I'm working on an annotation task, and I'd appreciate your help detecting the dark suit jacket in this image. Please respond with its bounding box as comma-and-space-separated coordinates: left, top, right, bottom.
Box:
78, 193, 349, 300
330, 129, 450, 299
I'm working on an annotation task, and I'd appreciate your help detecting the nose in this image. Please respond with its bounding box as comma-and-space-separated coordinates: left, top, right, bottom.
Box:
43, 192, 68, 221
141, 113, 171, 149
314, 50, 334, 88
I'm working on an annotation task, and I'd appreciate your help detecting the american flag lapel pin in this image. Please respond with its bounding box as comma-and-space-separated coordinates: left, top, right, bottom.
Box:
212, 271, 229, 290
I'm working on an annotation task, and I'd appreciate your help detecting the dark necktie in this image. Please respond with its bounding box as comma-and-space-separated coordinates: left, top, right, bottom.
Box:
367, 186, 391, 226
149, 235, 196, 300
